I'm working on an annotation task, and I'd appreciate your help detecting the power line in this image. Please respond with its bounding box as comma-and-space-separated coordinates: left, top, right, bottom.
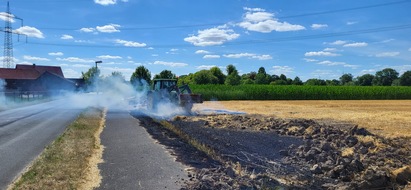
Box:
25, 24, 411, 49
34, 0, 411, 31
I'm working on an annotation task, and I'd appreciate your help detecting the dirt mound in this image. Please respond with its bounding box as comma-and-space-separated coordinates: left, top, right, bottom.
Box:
169, 114, 411, 189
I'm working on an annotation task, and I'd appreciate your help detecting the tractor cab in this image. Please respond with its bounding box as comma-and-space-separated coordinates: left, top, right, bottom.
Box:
152, 79, 177, 91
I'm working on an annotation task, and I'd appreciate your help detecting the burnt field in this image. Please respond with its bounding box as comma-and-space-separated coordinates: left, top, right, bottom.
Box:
132, 101, 411, 189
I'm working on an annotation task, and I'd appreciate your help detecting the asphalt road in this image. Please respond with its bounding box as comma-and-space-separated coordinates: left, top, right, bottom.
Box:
0, 99, 83, 190
98, 110, 187, 190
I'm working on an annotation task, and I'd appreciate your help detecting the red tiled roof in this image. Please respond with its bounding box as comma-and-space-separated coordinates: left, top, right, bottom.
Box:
16, 64, 64, 78
0, 64, 65, 80
0, 68, 40, 79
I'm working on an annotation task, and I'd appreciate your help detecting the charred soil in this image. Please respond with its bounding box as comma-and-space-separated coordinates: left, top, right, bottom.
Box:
132, 111, 411, 189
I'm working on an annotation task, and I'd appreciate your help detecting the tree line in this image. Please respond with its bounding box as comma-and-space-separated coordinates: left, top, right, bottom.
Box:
80, 64, 411, 91
129, 65, 411, 87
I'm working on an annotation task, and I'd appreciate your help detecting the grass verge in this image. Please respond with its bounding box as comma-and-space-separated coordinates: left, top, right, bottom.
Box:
9, 107, 106, 190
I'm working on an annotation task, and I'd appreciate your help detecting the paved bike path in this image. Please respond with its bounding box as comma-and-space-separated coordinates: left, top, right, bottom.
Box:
98, 110, 187, 190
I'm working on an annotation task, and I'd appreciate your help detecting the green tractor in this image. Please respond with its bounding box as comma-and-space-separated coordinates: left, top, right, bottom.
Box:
147, 79, 203, 112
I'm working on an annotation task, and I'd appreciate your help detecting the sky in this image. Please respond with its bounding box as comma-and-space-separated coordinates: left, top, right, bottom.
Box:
1, 0, 411, 81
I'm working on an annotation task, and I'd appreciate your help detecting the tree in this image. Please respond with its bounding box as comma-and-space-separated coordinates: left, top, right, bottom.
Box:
258, 67, 267, 75
356, 74, 374, 86
292, 77, 303, 85
255, 67, 270, 84
130, 66, 151, 86
340, 73, 353, 85
226, 64, 236, 75
326, 79, 340, 86
305, 78, 326, 86
400, 71, 411, 86
225, 64, 241, 85
110, 71, 125, 81
193, 70, 218, 84
372, 68, 399, 86
177, 74, 194, 86
279, 74, 287, 81
82, 66, 100, 91
154, 70, 176, 79
210, 67, 226, 84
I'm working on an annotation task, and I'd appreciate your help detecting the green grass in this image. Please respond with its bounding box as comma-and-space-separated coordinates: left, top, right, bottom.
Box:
190, 85, 411, 100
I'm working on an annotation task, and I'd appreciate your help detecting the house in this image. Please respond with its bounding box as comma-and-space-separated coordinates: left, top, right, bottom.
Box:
0, 64, 79, 93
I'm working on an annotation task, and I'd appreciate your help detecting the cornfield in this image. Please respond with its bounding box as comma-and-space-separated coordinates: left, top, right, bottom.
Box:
190, 85, 411, 100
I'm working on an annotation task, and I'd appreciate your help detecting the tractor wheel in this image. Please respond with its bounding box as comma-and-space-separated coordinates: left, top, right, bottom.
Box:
182, 103, 193, 113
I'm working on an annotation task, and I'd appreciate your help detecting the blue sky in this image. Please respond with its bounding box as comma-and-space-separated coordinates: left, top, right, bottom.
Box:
1, 0, 411, 81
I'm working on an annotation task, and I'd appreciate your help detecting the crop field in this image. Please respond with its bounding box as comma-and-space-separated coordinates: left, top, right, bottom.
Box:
191, 85, 411, 101
194, 100, 411, 138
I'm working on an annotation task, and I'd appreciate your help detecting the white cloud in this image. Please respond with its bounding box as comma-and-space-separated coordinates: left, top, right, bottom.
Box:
360, 69, 377, 75
80, 27, 95, 33
311, 24, 328, 30
153, 61, 188, 67
323, 48, 338, 52
14, 26, 44, 38
94, 0, 128, 5
184, 26, 240, 46
316, 60, 359, 69
197, 65, 219, 70
94, 0, 116, 5
243, 7, 266, 12
224, 53, 255, 59
74, 40, 94, 43
311, 70, 339, 79
318, 60, 346, 66
151, 54, 159, 57
115, 39, 147, 47
408, 48, 411, 51
0, 12, 15, 23
375, 52, 400, 57
23, 55, 50, 61
48, 52, 64, 56
97, 55, 122, 59
195, 50, 211, 54
305, 51, 341, 57
56, 57, 94, 63
0, 56, 19, 62
253, 54, 272, 60
344, 64, 359, 69
96, 24, 120, 33
203, 55, 221, 59
343, 42, 368, 47
61, 34, 73, 40
223, 53, 272, 60
72, 64, 91, 68
170, 48, 178, 52
346, 21, 358, 25
303, 58, 318, 62
238, 9, 305, 33
329, 40, 347, 45
62, 68, 81, 78
271, 66, 294, 75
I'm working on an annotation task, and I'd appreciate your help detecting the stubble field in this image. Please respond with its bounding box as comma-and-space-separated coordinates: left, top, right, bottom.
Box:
195, 100, 411, 138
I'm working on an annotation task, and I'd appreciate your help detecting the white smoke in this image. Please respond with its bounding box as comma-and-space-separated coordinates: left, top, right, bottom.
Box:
63, 77, 189, 119
0, 79, 5, 108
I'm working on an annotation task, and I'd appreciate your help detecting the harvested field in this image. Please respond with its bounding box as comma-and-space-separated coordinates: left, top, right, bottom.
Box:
195, 100, 411, 138
133, 100, 411, 189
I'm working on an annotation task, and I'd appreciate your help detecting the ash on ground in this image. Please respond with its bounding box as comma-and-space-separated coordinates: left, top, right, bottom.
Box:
133, 111, 411, 189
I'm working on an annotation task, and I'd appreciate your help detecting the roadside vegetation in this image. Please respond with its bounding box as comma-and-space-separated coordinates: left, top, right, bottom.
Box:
9, 107, 105, 190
